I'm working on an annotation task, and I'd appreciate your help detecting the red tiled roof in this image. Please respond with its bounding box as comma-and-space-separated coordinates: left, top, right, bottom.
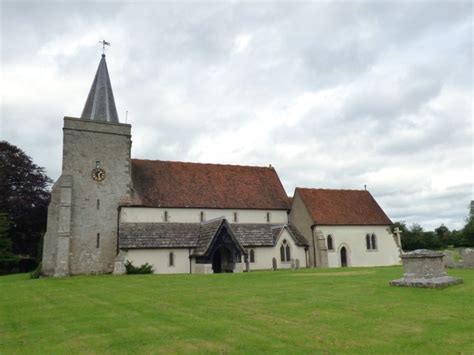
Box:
296, 188, 392, 225
131, 159, 290, 210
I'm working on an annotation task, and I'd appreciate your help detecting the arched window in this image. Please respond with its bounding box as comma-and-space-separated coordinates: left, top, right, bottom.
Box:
249, 249, 255, 263
327, 235, 333, 250
371, 234, 377, 250
366, 234, 371, 250
280, 239, 291, 262
169, 252, 174, 266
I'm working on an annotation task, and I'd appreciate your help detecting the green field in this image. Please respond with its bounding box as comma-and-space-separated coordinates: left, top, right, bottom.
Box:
0, 266, 473, 354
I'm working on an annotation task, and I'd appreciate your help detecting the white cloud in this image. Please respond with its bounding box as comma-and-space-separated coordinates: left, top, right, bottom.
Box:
233, 34, 253, 54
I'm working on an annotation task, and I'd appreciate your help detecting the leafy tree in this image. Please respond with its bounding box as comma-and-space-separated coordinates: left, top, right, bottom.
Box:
0, 213, 18, 273
0, 141, 52, 263
397, 222, 443, 251
434, 224, 451, 247
461, 212, 474, 247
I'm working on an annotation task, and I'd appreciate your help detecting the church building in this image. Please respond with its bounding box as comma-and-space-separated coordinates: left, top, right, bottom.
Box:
42, 54, 401, 276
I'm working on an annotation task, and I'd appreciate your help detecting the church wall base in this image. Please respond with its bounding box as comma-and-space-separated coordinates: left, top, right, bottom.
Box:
193, 263, 214, 274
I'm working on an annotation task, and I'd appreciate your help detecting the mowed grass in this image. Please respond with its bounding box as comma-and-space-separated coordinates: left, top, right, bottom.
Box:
0, 267, 473, 354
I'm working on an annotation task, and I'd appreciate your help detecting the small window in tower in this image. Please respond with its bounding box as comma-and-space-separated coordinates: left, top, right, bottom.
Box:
97, 199, 100, 210
96, 160, 101, 168
169, 252, 174, 266
164, 211, 168, 222
96, 233, 100, 248
233, 212, 238, 223
200, 211, 204, 222
266, 212, 271, 222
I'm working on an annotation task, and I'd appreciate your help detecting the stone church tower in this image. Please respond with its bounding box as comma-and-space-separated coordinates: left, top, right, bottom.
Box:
42, 54, 132, 276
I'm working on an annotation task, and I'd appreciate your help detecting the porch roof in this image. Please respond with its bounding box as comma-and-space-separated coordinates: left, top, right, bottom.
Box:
119, 220, 308, 249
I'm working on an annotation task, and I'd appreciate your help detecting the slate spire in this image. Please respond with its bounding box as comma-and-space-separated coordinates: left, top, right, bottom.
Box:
81, 54, 119, 123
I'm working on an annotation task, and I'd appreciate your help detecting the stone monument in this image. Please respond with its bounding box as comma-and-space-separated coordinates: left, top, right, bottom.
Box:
459, 248, 474, 268
390, 249, 463, 288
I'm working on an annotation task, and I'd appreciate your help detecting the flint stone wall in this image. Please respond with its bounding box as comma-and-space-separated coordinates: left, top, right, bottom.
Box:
42, 117, 132, 276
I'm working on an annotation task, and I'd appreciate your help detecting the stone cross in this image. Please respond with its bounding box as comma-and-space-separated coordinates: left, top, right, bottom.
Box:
393, 227, 403, 252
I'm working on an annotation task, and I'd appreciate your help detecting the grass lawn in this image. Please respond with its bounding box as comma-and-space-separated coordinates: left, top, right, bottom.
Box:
0, 266, 473, 354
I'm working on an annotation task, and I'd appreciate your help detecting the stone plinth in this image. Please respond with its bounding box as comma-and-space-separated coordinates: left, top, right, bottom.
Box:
113, 251, 126, 275
390, 249, 463, 288
234, 263, 244, 273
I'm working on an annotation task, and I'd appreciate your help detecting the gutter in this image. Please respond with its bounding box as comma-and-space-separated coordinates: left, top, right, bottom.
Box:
188, 248, 192, 274
116, 206, 122, 255
310, 221, 317, 268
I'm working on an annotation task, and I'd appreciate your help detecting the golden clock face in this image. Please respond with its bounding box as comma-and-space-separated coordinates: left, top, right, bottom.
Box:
91, 168, 106, 181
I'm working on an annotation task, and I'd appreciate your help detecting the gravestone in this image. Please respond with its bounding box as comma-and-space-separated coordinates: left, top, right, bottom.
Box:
272, 257, 277, 271
459, 248, 474, 268
390, 249, 463, 288
443, 250, 456, 268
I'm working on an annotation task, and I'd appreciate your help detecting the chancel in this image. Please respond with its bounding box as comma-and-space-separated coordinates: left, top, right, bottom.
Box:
42, 52, 401, 276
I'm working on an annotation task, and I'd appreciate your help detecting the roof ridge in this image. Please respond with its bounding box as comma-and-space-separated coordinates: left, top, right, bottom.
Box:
200, 216, 226, 225
270, 224, 286, 230
132, 158, 276, 170
296, 187, 369, 192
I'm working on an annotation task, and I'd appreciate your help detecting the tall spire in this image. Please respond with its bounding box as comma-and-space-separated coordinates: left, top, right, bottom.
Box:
81, 54, 119, 123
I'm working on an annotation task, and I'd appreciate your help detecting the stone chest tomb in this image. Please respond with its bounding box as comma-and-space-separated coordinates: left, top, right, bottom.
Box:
390, 249, 463, 288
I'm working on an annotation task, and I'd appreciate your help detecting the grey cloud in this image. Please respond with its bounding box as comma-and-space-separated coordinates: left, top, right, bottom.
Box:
1, 1, 472, 230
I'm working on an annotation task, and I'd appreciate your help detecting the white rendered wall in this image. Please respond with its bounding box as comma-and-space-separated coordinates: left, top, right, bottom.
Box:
247, 229, 307, 270
121, 207, 288, 224
126, 249, 191, 274
123, 229, 308, 274
318, 225, 400, 267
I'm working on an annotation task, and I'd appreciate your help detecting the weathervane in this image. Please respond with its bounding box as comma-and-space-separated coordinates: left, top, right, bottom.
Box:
99, 40, 110, 54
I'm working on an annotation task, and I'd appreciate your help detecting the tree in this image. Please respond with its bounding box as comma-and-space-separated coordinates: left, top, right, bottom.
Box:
0, 213, 18, 273
0, 141, 52, 264
434, 224, 450, 247
396, 222, 443, 251
462, 220, 474, 246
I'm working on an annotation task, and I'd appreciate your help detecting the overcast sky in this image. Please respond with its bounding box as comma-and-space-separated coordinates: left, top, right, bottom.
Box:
1, 1, 472, 230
